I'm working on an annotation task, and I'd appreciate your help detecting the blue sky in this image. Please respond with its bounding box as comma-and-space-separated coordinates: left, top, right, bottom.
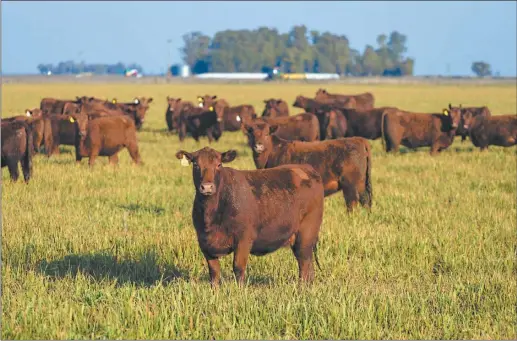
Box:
2, 1, 516, 76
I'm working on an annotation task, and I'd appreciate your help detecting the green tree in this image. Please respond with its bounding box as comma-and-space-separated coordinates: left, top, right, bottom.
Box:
471, 61, 492, 77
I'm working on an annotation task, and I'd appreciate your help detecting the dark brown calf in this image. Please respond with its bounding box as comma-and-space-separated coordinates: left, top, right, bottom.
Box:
315, 88, 375, 111
3, 109, 47, 152
1, 120, 33, 183
245, 113, 320, 142
382, 107, 462, 155
70, 115, 142, 167
178, 106, 222, 143
463, 114, 517, 151
175, 147, 324, 286
197, 94, 256, 131
243, 122, 372, 212
262, 99, 289, 118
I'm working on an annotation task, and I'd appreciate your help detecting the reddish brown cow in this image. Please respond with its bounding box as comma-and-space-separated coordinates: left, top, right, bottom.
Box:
448, 103, 492, 142
262, 99, 290, 118
243, 122, 372, 212
40, 98, 77, 115
1, 120, 33, 183
462, 114, 517, 151
381, 107, 462, 155
69, 114, 142, 166
245, 113, 320, 142
46, 114, 80, 156
175, 147, 324, 285
315, 89, 375, 111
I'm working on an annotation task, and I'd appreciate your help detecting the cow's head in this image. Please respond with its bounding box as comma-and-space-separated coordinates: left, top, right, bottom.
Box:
442, 104, 462, 130
132, 97, 153, 126
262, 99, 283, 117
25, 108, 43, 118
242, 121, 278, 155
63, 102, 81, 115
292, 95, 307, 109
460, 109, 477, 131
68, 114, 88, 139
176, 147, 237, 196
198, 95, 217, 109
315, 88, 329, 100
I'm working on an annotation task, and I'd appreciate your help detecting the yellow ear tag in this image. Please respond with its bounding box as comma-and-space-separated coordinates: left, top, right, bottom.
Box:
209, 106, 214, 111
112, 99, 117, 104
69, 117, 75, 123
180, 155, 189, 167
443, 109, 449, 116
197, 97, 203, 102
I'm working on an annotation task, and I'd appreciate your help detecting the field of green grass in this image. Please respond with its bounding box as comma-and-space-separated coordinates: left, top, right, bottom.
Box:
2, 82, 516, 339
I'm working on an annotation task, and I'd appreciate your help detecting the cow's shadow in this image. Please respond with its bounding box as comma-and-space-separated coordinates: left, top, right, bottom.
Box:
37, 249, 189, 287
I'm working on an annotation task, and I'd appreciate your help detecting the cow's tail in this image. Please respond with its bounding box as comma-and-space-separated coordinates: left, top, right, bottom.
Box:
380, 109, 388, 152
360, 141, 373, 209
313, 242, 322, 272
22, 122, 34, 183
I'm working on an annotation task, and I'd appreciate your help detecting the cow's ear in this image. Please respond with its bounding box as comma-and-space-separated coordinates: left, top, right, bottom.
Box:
25, 109, 32, 117
147, 97, 153, 103
269, 125, 279, 135
212, 95, 217, 100
276, 99, 283, 105
166, 96, 170, 100
442, 108, 449, 116
448, 103, 452, 110
263, 99, 269, 104
221, 150, 237, 163
177, 97, 181, 102
175, 150, 193, 163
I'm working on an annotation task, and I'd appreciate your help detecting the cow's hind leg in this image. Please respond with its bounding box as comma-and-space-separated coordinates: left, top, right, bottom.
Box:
6, 158, 20, 182
340, 177, 360, 213
108, 153, 119, 166
293, 207, 322, 283
127, 143, 142, 165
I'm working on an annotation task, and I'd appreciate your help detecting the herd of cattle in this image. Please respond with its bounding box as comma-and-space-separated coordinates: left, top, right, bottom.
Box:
2, 88, 516, 285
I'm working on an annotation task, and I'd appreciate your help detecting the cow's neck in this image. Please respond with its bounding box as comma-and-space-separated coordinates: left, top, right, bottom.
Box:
193, 170, 228, 231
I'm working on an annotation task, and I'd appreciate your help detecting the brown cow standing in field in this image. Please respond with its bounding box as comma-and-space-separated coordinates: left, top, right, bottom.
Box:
1, 120, 33, 183
198, 94, 256, 131
165, 97, 195, 132
40, 98, 78, 115
245, 113, 320, 142
242, 121, 372, 212
448, 104, 492, 142
462, 113, 517, 151
3, 109, 48, 153
315, 89, 375, 111
381, 107, 462, 155
69, 114, 142, 166
175, 147, 324, 286
178, 105, 222, 143
262, 99, 290, 118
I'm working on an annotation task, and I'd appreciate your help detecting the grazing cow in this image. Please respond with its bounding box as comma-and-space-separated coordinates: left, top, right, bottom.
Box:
175, 147, 324, 285
382, 107, 462, 155
198, 94, 256, 131
315, 89, 375, 111
245, 113, 320, 142
448, 103, 492, 142
69, 114, 142, 166
165, 97, 195, 132
262, 99, 290, 118
1, 120, 33, 183
462, 113, 517, 151
243, 122, 372, 211
178, 106, 222, 143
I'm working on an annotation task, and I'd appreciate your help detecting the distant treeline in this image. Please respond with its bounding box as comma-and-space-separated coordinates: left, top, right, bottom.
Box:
37, 61, 144, 75
177, 25, 414, 76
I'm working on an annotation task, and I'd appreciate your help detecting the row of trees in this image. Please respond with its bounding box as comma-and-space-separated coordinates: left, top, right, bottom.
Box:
37, 61, 144, 75
178, 26, 415, 76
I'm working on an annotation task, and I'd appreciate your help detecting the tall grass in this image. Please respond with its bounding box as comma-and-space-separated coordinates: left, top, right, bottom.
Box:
2, 82, 516, 339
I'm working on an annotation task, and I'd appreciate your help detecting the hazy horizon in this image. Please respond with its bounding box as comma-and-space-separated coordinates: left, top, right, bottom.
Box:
2, 1, 516, 76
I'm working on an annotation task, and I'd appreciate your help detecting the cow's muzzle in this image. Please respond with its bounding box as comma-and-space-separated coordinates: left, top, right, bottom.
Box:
199, 182, 216, 196
254, 144, 265, 153
198, 102, 204, 108
463, 124, 469, 129
217, 117, 222, 122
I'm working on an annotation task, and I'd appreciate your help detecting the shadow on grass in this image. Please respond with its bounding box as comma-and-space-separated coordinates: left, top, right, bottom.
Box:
117, 203, 165, 216
37, 249, 189, 287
